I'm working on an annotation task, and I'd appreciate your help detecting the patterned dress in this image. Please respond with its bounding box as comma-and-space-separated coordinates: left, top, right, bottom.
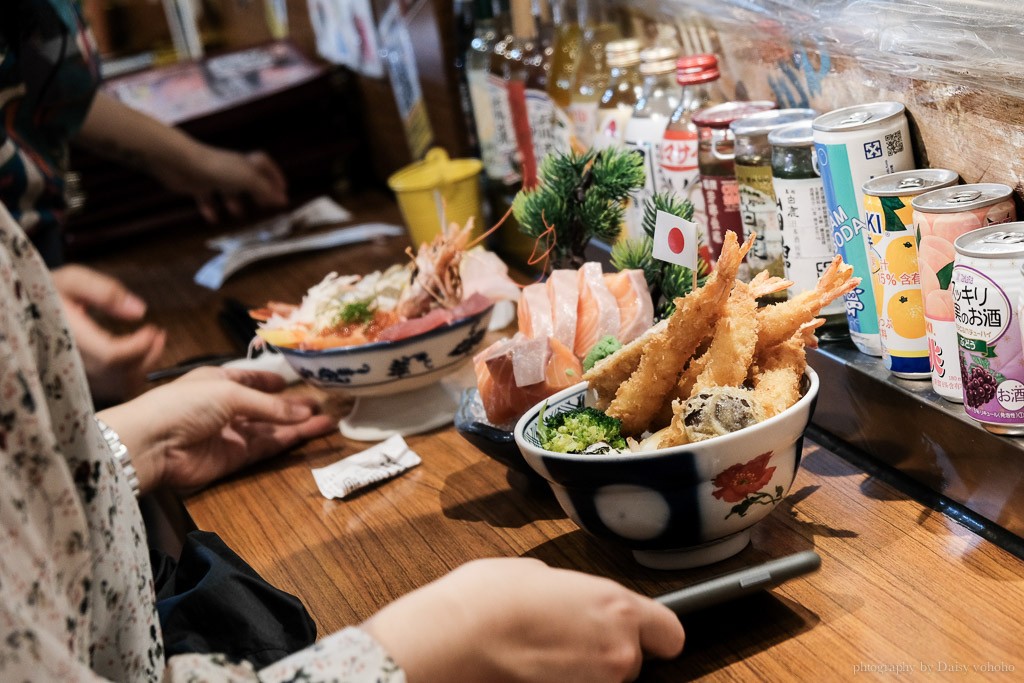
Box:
0, 204, 404, 680
0, 0, 100, 266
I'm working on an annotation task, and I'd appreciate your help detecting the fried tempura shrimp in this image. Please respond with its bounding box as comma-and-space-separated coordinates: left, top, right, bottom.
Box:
753, 334, 807, 418
755, 256, 857, 354
584, 319, 667, 409
606, 231, 753, 436
691, 281, 759, 395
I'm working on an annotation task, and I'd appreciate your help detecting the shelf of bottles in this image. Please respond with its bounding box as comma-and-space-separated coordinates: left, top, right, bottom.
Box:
461, 1, 738, 262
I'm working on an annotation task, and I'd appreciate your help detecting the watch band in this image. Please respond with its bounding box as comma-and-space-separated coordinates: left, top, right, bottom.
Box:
95, 418, 140, 497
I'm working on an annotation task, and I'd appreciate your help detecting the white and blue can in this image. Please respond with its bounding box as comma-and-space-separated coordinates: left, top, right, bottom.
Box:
812, 102, 914, 356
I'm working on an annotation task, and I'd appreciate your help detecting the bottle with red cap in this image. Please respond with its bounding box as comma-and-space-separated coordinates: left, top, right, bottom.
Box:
660, 54, 728, 249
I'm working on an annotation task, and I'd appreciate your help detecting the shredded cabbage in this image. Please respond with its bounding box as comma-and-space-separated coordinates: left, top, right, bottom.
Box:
262, 263, 411, 334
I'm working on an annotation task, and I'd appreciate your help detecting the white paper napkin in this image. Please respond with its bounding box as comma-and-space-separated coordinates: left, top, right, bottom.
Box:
312, 434, 421, 499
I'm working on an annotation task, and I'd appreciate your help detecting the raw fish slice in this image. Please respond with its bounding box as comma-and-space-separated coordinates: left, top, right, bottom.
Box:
461, 249, 521, 302
603, 269, 654, 344
574, 262, 621, 359
475, 339, 521, 425
474, 337, 583, 426
518, 282, 554, 339
547, 269, 579, 350
377, 308, 452, 342
512, 335, 550, 387
449, 292, 494, 320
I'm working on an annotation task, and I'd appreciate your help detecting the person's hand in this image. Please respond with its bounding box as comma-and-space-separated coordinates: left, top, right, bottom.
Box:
362, 557, 685, 683
53, 264, 167, 405
97, 367, 334, 495
156, 144, 289, 222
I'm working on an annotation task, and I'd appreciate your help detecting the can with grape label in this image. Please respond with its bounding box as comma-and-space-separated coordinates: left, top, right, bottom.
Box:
862, 169, 959, 380
813, 102, 915, 357
912, 184, 1016, 402
952, 225, 1024, 434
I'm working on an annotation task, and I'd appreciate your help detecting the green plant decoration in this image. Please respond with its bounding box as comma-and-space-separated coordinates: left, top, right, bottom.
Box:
512, 148, 645, 270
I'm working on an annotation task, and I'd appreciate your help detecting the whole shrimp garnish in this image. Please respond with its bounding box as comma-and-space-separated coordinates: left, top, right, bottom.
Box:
397, 217, 476, 318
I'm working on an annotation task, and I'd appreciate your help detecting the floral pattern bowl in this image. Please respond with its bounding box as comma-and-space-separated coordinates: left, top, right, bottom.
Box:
514, 368, 819, 569
273, 304, 493, 397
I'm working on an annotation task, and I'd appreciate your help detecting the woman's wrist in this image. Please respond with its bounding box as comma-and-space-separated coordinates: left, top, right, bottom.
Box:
95, 403, 166, 496
94, 417, 140, 496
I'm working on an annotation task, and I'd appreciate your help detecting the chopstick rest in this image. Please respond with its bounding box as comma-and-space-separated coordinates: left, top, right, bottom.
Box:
312, 434, 421, 499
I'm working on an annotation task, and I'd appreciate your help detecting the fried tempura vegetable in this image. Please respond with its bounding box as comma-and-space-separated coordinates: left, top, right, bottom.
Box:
680, 386, 765, 443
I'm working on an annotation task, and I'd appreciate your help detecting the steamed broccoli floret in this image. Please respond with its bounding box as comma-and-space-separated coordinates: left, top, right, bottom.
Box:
583, 335, 622, 372
538, 405, 627, 454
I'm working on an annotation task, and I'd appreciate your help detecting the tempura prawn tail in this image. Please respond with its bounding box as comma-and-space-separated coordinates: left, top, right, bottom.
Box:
606, 231, 753, 435
813, 256, 859, 310
755, 256, 858, 352
798, 318, 825, 350
748, 271, 793, 300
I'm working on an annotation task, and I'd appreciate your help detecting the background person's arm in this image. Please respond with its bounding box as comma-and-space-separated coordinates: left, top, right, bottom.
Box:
75, 92, 288, 222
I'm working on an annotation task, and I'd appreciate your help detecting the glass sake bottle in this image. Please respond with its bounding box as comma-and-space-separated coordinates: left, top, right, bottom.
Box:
659, 54, 727, 236
622, 46, 680, 239
593, 38, 642, 150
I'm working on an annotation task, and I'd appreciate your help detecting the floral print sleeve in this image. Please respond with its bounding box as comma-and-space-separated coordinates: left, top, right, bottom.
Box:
0, 208, 405, 683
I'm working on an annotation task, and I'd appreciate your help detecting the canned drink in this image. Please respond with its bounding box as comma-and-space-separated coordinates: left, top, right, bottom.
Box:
953, 226, 1024, 434
730, 108, 818, 292
768, 121, 844, 332
912, 184, 1017, 402
813, 102, 915, 356
862, 169, 959, 379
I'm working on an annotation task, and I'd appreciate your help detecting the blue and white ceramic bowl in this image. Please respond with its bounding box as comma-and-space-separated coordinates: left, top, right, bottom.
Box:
273, 304, 493, 397
514, 368, 819, 569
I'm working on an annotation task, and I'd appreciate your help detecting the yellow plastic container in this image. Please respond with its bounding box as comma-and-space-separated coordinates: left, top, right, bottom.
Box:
387, 148, 485, 245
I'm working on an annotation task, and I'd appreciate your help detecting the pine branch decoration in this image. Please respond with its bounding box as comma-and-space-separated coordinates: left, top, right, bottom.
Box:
512, 148, 645, 270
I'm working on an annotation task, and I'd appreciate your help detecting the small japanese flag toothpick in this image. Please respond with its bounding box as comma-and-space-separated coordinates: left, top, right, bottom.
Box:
652, 210, 698, 272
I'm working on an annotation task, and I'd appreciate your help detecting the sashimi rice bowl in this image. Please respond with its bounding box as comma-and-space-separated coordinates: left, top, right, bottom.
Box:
255, 220, 518, 395
488, 233, 852, 567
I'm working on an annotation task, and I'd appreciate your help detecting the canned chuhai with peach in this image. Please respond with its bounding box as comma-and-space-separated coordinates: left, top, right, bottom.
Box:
913, 184, 1016, 402
863, 170, 958, 379
953, 226, 1024, 434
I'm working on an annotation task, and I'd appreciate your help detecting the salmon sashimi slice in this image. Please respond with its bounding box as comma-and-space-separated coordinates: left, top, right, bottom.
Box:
574, 262, 621, 359
474, 336, 583, 426
474, 339, 521, 425
604, 269, 654, 345
547, 269, 579, 351
544, 337, 583, 390
518, 282, 554, 339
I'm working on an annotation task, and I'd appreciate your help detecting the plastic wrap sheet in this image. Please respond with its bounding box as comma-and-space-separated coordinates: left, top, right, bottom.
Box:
633, 0, 1024, 99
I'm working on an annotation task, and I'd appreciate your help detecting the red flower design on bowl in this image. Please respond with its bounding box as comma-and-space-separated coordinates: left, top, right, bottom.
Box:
712, 451, 776, 504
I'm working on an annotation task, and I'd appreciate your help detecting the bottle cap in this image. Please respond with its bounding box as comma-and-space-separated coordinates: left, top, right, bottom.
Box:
639, 46, 678, 76
692, 100, 776, 129
676, 54, 719, 85
605, 38, 642, 68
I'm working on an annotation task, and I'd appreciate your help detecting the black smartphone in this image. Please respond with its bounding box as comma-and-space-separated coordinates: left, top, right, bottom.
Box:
654, 550, 821, 615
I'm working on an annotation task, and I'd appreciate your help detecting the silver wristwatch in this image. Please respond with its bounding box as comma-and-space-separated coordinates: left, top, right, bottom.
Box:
95, 418, 140, 497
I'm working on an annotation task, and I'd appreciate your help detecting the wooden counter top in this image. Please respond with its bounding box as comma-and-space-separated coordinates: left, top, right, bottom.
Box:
88, 199, 1024, 680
